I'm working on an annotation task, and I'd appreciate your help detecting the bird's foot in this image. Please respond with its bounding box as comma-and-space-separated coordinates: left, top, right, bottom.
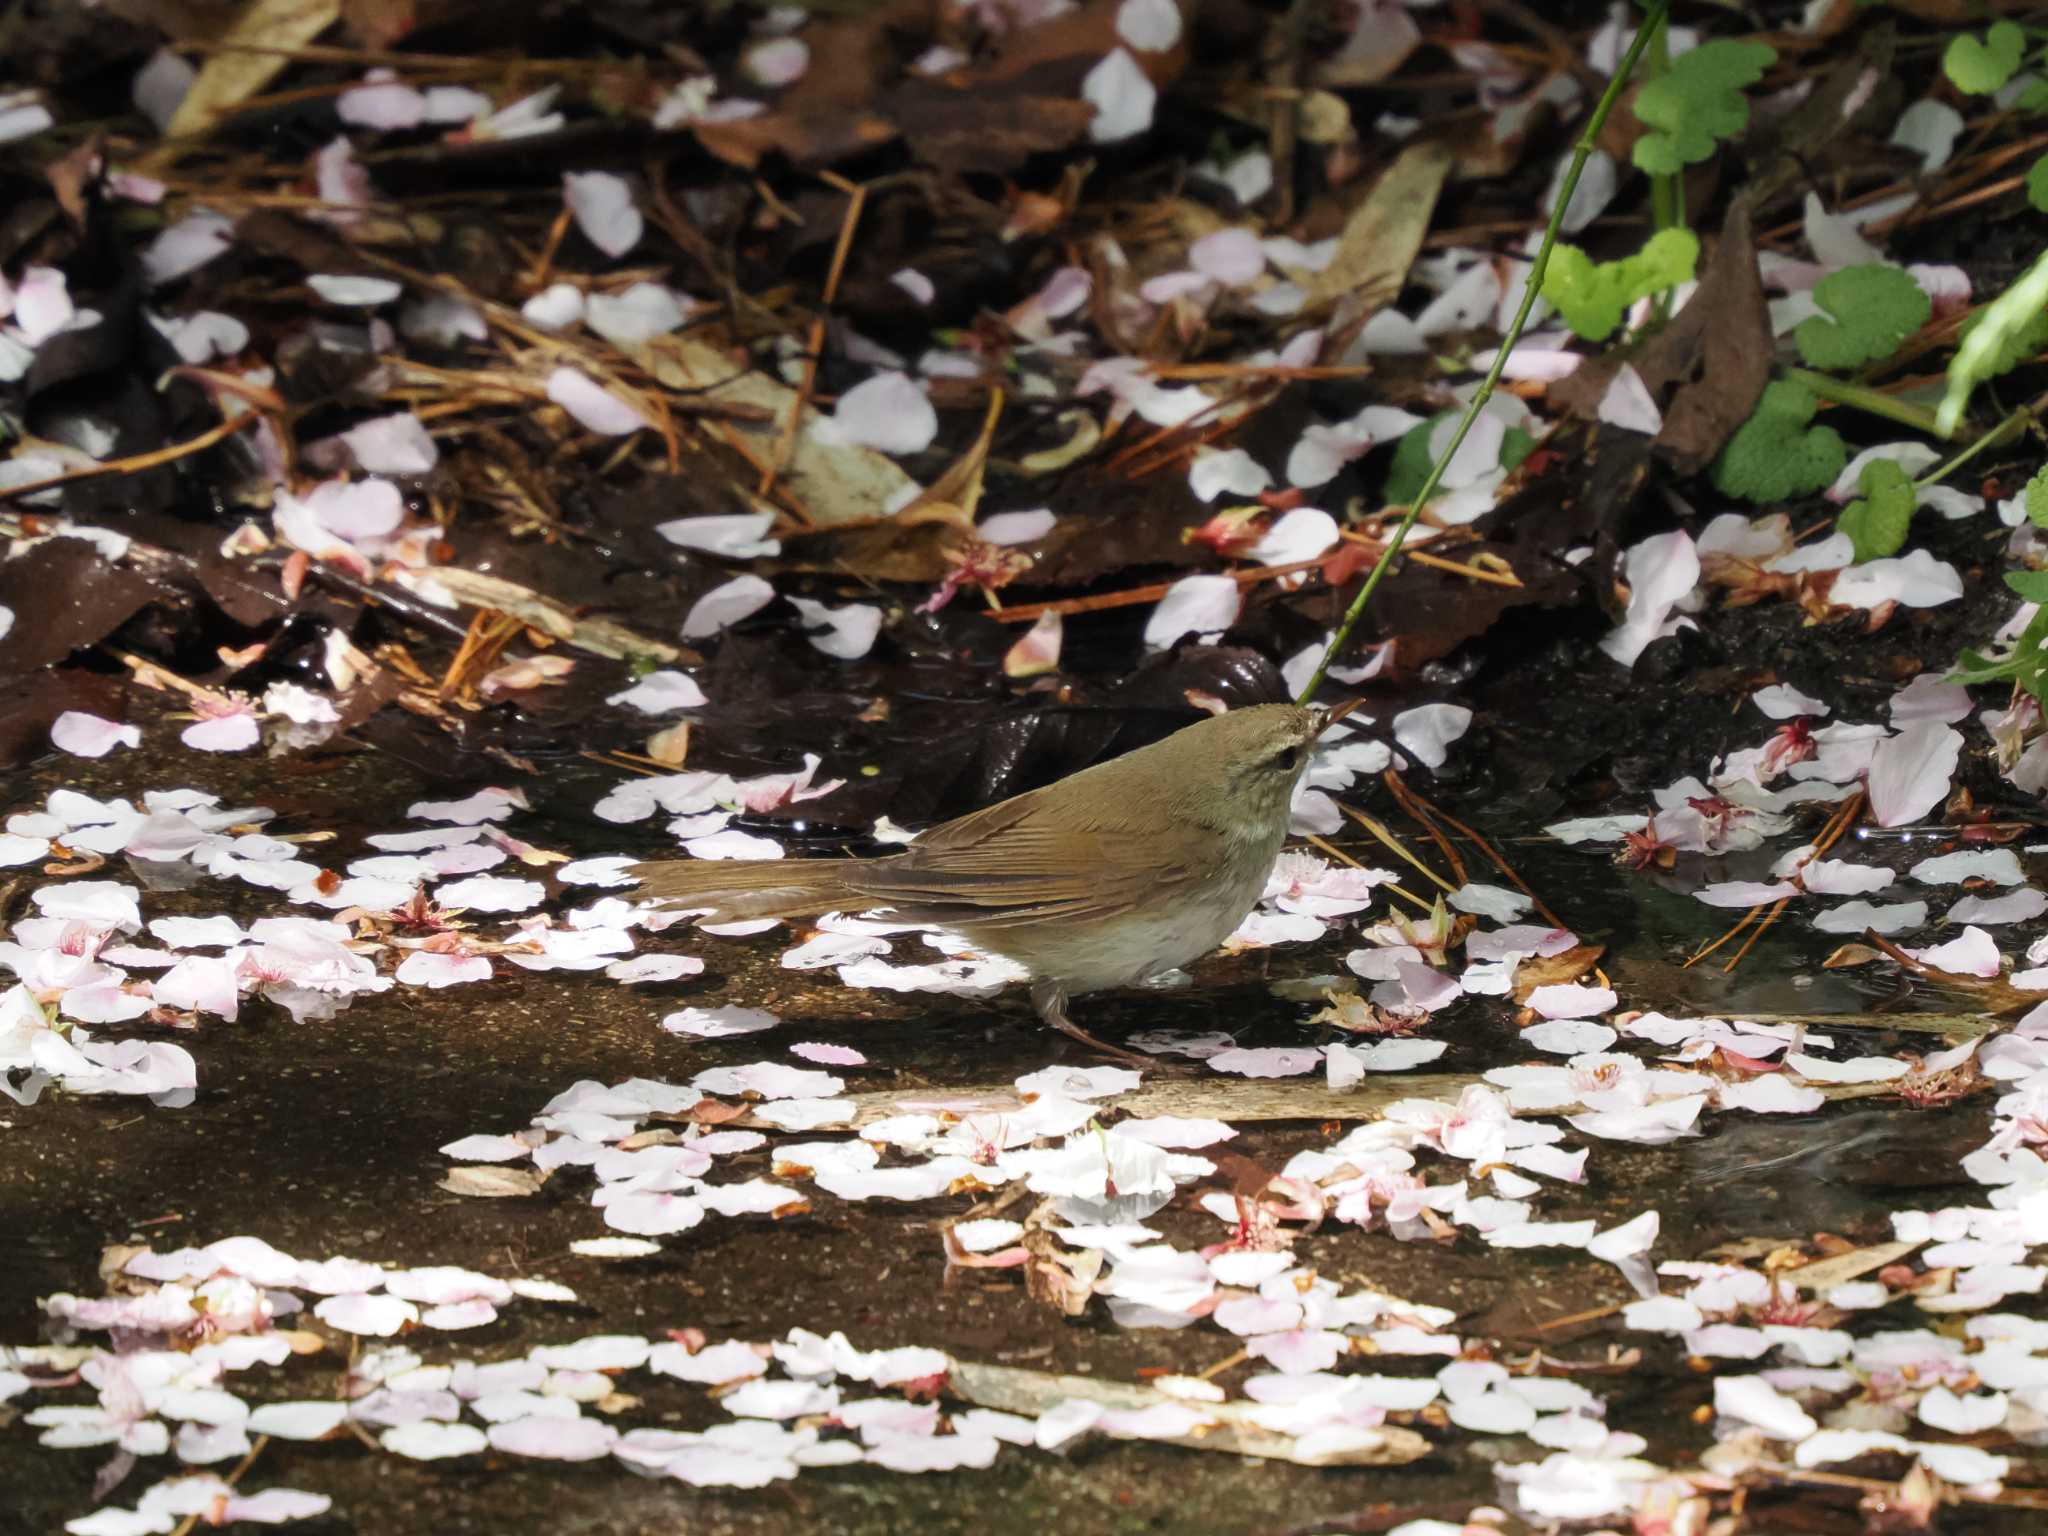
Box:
1030, 980, 1151, 1070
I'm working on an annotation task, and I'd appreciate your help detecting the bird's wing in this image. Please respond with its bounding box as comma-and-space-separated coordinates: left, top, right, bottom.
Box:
843, 790, 1202, 929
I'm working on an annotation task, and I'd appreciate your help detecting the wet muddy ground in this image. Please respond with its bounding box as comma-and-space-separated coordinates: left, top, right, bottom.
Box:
0, 702, 2020, 1536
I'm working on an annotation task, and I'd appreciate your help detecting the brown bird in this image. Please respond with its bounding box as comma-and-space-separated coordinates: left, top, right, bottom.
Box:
630, 702, 1336, 1061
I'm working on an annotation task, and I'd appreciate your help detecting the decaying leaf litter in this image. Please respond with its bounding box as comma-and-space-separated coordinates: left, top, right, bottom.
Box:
11, 0, 2048, 1530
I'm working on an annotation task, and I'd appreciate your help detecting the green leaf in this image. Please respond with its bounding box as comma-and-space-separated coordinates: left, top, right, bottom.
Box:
2030, 153, 2048, 215
1837, 458, 1915, 563
1540, 227, 1700, 342
2026, 466, 2048, 528
1954, 302, 2048, 386
1383, 412, 1528, 507
1793, 264, 1932, 371
2005, 569, 2048, 603
1711, 379, 1848, 504
1384, 413, 1454, 506
1952, 605, 2048, 705
2017, 611, 2048, 707
1500, 425, 1536, 475
1632, 39, 1778, 175
1944, 20, 2025, 96
1950, 647, 2021, 687
1940, 246, 2048, 437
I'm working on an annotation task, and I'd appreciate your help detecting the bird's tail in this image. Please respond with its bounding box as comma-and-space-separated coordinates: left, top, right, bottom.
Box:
628, 859, 863, 923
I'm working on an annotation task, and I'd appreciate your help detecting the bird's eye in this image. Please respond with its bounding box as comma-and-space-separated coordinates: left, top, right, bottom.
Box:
1275, 744, 1303, 771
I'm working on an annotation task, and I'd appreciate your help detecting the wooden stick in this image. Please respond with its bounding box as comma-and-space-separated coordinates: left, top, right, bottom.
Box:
0, 411, 258, 503
1340, 805, 1459, 895
1389, 779, 1566, 929
987, 556, 1327, 624
1381, 772, 1468, 887
761, 172, 867, 499
1721, 791, 1865, 974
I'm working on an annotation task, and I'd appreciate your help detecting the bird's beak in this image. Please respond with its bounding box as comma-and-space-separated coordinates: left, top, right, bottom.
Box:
1324, 697, 1365, 728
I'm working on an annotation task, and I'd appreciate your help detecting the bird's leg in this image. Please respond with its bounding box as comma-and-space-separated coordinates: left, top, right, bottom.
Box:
1029, 979, 1150, 1069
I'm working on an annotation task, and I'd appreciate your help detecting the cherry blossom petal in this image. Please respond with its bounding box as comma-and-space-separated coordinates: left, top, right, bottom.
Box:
1392, 704, 1472, 770
684, 575, 777, 638
821, 372, 937, 456
1717, 1076, 1826, 1114
746, 38, 810, 87
1890, 674, 1973, 724
1189, 228, 1265, 287
1716, 1375, 1817, 1440
563, 171, 642, 258
1116, 0, 1182, 51
1601, 530, 1699, 666
341, 413, 437, 474
1209, 1047, 1322, 1078
143, 213, 235, 286
1800, 859, 1893, 895
51, 711, 140, 757
1248, 507, 1338, 563
435, 876, 544, 913
382, 1421, 487, 1459
315, 1294, 418, 1336
792, 1042, 867, 1066
1811, 898, 1927, 935
788, 597, 882, 660
395, 951, 492, 987
607, 670, 708, 713
1083, 49, 1156, 142
1831, 549, 1963, 610
1694, 880, 1799, 908
339, 69, 424, 128
13, 267, 73, 344
546, 368, 649, 435
1597, 365, 1661, 435
1526, 984, 1616, 1020
978, 509, 1056, 545
308, 274, 401, 306
490, 1415, 619, 1459
1144, 574, 1240, 649
585, 283, 690, 345
1909, 925, 2001, 977
658, 513, 779, 559
181, 713, 262, 752
1867, 722, 1962, 827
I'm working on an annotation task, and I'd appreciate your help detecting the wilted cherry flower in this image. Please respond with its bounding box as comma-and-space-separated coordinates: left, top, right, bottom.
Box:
388, 885, 460, 934
919, 539, 1032, 614
1616, 814, 1675, 872
1184, 506, 1266, 559
1757, 716, 1817, 778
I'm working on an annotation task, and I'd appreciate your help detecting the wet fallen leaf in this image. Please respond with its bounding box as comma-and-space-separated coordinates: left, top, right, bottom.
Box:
440, 1165, 547, 1198
1510, 944, 1607, 1003
1305, 139, 1454, 309
1782, 1239, 1923, 1294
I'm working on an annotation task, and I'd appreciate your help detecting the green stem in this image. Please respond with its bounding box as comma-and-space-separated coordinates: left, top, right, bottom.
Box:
1786, 367, 1944, 437
1914, 404, 2032, 491
1645, 12, 1677, 237
1297, 0, 1672, 705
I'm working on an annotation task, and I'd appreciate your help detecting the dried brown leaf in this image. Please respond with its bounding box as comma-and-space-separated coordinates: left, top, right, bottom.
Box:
440, 1165, 547, 1198
1304, 139, 1454, 309
167, 0, 342, 139
1510, 943, 1606, 1003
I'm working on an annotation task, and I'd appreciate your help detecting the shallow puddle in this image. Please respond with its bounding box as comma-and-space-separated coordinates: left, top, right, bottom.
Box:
5, 713, 2039, 1535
